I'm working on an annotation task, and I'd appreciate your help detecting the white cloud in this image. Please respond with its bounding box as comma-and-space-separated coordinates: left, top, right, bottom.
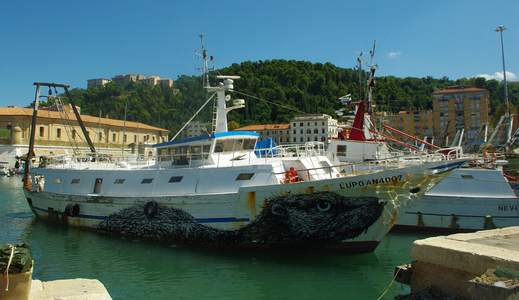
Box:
475, 71, 517, 81
387, 51, 402, 59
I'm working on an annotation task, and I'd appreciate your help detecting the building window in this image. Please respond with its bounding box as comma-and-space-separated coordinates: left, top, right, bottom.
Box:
112, 133, 116, 142
39, 126, 44, 137
307, 129, 311, 134
314, 122, 317, 126
322, 122, 325, 126
293, 130, 296, 134
299, 122, 303, 126
300, 137, 303, 142
114, 179, 126, 184
98, 132, 103, 142
314, 129, 318, 134
123, 134, 127, 143
56, 128, 62, 138
322, 128, 325, 134
72, 130, 76, 139
134, 135, 137, 143
293, 137, 296, 142
236, 173, 254, 180
141, 178, 153, 184
168, 176, 183, 183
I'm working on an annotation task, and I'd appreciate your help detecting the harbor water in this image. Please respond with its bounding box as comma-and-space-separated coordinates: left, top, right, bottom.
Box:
1, 175, 427, 300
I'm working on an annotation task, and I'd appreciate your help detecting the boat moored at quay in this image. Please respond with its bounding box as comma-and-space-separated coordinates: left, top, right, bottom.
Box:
21, 76, 466, 253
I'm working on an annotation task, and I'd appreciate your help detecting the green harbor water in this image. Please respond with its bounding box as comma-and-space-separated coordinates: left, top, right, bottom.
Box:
0, 176, 430, 300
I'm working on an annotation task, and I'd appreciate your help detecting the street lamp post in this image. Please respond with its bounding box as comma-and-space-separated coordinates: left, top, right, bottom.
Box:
496, 25, 509, 116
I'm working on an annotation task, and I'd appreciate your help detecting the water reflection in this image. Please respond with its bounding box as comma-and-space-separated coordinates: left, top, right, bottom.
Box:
2, 175, 415, 300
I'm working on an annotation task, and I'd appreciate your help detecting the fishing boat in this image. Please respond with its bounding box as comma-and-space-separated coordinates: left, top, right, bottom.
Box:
21, 44, 466, 252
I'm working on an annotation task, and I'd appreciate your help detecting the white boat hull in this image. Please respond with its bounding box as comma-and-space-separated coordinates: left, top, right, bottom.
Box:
395, 168, 519, 231
23, 161, 461, 252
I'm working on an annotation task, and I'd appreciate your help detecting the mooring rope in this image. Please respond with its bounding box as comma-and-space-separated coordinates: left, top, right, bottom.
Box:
4, 244, 15, 292
375, 267, 401, 300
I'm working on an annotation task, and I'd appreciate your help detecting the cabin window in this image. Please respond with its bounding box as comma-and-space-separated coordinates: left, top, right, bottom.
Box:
70, 178, 80, 184
56, 128, 62, 138
461, 175, 474, 179
39, 127, 45, 137
337, 145, 347, 156
168, 176, 183, 183
114, 179, 126, 184
141, 178, 153, 184
236, 173, 254, 180
52, 178, 62, 184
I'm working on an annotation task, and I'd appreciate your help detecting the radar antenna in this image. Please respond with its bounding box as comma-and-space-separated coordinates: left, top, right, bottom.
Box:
195, 34, 214, 88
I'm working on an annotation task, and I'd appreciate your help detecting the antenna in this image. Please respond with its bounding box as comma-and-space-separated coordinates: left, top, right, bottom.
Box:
196, 33, 214, 88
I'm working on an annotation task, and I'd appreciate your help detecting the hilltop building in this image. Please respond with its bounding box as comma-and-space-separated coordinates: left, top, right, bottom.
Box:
87, 74, 174, 89
0, 105, 169, 167
87, 78, 111, 88
432, 86, 489, 144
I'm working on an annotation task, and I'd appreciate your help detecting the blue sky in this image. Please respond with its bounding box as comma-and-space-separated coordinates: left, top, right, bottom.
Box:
1, 0, 518, 106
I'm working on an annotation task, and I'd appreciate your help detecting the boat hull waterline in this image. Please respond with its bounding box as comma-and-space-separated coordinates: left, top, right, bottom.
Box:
23, 161, 461, 253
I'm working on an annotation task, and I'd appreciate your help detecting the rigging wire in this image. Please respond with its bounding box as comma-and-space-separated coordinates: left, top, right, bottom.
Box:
170, 93, 216, 141
231, 90, 304, 114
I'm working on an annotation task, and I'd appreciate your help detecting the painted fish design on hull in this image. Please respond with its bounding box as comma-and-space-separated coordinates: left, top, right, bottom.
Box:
98, 192, 385, 248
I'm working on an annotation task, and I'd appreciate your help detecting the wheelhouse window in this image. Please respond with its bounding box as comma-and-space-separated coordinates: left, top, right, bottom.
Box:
337, 145, 347, 156
214, 138, 256, 153
141, 178, 153, 184
168, 176, 183, 183
114, 179, 126, 184
236, 173, 254, 180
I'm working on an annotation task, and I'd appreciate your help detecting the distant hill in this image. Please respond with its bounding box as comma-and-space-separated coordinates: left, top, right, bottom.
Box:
48, 60, 518, 133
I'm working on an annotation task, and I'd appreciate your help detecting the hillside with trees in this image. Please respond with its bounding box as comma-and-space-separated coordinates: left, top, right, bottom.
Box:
48, 60, 518, 134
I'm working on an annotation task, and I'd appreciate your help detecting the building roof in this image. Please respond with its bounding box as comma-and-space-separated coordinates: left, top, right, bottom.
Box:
236, 124, 290, 131
0, 107, 168, 132
433, 86, 488, 95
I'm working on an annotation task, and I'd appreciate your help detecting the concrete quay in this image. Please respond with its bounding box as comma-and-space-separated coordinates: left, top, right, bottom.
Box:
29, 278, 111, 300
396, 226, 519, 299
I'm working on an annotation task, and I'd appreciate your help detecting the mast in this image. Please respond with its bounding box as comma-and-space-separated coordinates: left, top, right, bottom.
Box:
366, 40, 377, 115
23, 84, 41, 191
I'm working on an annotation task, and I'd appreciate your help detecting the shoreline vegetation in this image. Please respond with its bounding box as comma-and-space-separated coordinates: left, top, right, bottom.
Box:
36, 60, 519, 134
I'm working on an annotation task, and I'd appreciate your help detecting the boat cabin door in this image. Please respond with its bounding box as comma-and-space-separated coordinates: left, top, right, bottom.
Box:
93, 178, 103, 194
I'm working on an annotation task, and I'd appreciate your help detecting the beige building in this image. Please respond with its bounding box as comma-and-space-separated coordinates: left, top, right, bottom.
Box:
87, 78, 111, 89
378, 110, 434, 138
0, 105, 168, 160
432, 86, 489, 144
108, 74, 174, 88
290, 114, 339, 143
236, 124, 291, 144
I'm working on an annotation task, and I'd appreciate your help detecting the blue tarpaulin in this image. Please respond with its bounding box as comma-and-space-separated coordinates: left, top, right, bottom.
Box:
254, 138, 278, 157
